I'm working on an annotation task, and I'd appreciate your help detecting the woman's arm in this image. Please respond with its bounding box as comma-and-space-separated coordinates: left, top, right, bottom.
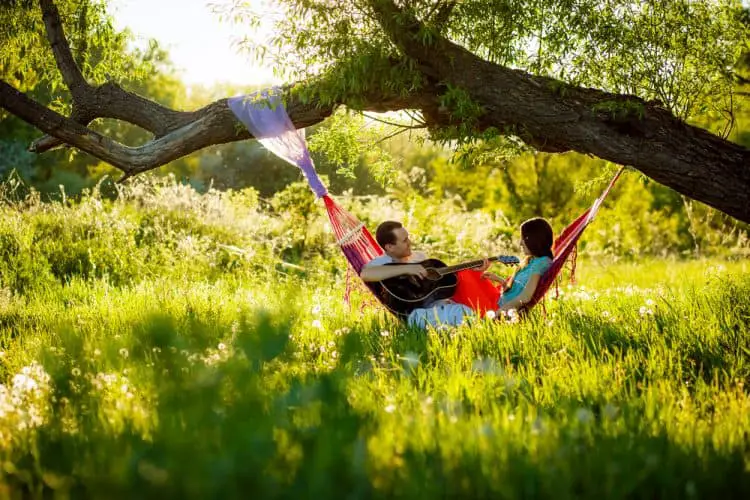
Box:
497, 274, 542, 312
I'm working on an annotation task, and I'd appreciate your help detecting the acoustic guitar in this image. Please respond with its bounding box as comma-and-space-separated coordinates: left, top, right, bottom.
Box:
370, 255, 520, 318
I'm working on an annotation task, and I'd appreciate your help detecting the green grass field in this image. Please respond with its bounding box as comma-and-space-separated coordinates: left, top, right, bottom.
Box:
0, 181, 749, 498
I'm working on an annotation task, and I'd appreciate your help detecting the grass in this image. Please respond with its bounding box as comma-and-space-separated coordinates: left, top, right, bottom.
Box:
1, 258, 748, 498
0, 178, 748, 498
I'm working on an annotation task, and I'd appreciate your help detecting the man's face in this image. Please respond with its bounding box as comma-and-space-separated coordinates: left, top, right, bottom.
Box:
385, 227, 412, 259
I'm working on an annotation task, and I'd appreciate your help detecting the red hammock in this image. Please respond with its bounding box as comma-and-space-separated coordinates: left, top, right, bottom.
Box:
328, 168, 624, 317
227, 90, 623, 318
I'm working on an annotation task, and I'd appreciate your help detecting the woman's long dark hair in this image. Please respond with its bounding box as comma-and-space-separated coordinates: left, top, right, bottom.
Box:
521, 217, 554, 260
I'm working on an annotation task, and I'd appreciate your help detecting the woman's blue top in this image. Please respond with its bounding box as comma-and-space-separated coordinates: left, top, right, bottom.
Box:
498, 256, 553, 306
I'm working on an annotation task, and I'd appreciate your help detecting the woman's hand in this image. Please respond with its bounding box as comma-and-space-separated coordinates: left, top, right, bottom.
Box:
476, 258, 491, 273
481, 271, 506, 286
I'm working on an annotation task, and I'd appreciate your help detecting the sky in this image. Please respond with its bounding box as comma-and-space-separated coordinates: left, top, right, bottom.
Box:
109, 0, 280, 87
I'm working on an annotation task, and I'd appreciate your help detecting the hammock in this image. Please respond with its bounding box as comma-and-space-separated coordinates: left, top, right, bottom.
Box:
450, 167, 624, 316
228, 90, 623, 317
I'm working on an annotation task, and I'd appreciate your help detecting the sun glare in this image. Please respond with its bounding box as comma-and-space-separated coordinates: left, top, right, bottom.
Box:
109, 0, 281, 87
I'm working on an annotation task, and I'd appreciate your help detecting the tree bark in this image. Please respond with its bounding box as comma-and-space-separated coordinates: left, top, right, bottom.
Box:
367, 0, 750, 223
0, 0, 748, 223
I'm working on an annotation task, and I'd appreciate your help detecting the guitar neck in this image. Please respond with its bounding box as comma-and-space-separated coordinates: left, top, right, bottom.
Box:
436, 256, 506, 275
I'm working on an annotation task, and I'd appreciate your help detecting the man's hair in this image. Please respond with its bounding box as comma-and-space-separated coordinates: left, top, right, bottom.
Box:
375, 220, 403, 248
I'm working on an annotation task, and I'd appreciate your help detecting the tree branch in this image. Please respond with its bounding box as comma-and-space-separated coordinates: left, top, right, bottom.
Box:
366, 0, 750, 223
39, 0, 89, 100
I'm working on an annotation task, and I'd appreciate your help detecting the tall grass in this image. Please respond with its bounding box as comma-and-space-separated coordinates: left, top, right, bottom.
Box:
0, 176, 748, 498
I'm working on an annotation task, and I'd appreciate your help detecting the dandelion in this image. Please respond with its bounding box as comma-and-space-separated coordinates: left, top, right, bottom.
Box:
576, 407, 594, 424
485, 310, 496, 320
646, 299, 655, 307
311, 320, 322, 329
506, 309, 519, 324
217, 343, 226, 351
311, 304, 321, 315
71, 368, 81, 377
384, 404, 396, 413
602, 311, 610, 318
119, 348, 129, 359
331, 351, 338, 359
400, 351, 420, 369
603, 403, 619, 420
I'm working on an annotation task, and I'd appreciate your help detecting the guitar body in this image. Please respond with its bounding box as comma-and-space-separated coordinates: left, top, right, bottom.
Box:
366, 254, 519, 319
376, 259, 458, 317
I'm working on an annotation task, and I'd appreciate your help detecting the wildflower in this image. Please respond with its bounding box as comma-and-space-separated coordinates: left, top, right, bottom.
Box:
217, 343, 226, 351
380, 330, 390, 337
311, 304, 321, 315
384, 404, 396, 413
602, 311, 610, 318
485, 310, 496, 320
0, 351, 5, 358
311, 320, 322, 329
506, 309, 519, 324
400, 351, 420, 369
603, 403, 619, 420
152, 347, 161, 353
119, 348, 129, 359
576, 407, 594, 424
71, 368, 81, 377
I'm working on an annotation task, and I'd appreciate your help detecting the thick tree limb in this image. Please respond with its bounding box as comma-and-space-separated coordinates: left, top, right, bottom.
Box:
1, 0, 749, 223
368, 0, 750, 224
1, 79, 438, 178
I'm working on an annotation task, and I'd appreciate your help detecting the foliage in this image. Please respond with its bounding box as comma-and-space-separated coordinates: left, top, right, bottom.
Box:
227, 0, 748, 141
0, 179, 749, 496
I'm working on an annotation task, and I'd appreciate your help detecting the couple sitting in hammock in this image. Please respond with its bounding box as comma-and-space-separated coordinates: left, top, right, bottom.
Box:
360, 218, 554, 329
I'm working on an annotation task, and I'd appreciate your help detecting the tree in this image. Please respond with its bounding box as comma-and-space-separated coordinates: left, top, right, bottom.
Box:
1, 0, 749, 223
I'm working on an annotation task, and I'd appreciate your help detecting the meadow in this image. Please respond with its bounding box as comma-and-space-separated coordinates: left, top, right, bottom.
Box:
0, 176, 748, 498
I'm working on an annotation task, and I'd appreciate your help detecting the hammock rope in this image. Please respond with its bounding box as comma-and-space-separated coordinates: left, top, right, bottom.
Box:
228, 91, 624, 317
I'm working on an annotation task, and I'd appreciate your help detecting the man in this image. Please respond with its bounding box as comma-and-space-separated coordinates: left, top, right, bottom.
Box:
360, 221, 485, 329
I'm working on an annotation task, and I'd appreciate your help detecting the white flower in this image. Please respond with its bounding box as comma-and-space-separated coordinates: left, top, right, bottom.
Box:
384, 404, 396, 413
602, 311, 610, 318
485, 310, 496, 320
576, 408, 594, 424
380, 330, 390, 337
311, 320, 322, 329
311, 304, 321, 315
71, 368, 81, 377
217, 343, 226, 351
400, 351, 420, 369
119, 348, 129, 359
603, 403, 619, 420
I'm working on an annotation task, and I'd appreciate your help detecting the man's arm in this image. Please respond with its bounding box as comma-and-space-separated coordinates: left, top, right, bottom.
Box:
360, 263, 428, 282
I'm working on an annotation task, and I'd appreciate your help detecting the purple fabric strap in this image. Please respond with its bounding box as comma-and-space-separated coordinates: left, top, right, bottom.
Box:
227, 89, 328, 198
